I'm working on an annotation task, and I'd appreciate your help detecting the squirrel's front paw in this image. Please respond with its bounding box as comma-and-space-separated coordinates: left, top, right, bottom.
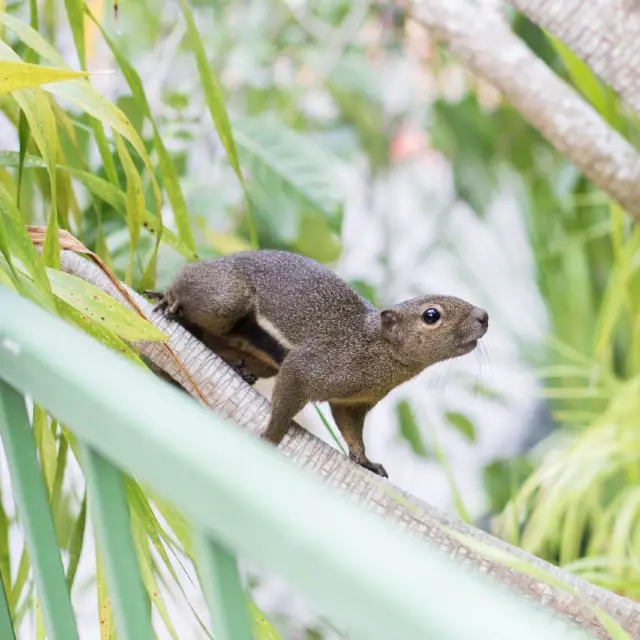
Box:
349, 452, 388, 479
230, 359, 258, 386
147, 291, 182, 320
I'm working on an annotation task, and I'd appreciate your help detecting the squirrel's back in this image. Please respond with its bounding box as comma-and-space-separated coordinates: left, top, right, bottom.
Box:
186, 250, 374, 347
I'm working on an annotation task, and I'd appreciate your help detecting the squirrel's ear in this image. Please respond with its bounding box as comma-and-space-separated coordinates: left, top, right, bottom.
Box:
380, 309, 402, 342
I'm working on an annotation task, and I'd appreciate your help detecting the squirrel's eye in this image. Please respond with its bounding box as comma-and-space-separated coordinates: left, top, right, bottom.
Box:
422, 307, 441, 325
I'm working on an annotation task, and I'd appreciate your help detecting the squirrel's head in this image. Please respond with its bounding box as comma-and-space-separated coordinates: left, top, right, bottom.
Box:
379, 295, 488, 366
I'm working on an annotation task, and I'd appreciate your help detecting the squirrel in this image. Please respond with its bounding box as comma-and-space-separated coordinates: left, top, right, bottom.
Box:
146, 249, 489, 478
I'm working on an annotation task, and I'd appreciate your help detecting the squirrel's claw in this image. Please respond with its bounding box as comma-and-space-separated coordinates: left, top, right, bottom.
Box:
149, 292, 182, 320
349, 452, 388, 479
230, 359, 258, 386
166, 300, 182, 319
143, 290, 171, 314
152, 299, 168, 314
364, 461, 388, 478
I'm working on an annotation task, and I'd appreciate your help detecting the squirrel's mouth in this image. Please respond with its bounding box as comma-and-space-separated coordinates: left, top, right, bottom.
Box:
457, 339, 478, 355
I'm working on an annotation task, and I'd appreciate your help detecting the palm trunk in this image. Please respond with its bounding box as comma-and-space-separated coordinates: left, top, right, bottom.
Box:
508, 0, 640, 117
401, 0, 640, 221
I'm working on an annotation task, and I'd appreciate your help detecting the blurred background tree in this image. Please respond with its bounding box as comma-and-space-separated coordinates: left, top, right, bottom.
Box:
2, 0, 640, 637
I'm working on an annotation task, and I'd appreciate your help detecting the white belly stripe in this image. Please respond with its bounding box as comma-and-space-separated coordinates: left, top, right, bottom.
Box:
255, 314, 294, 350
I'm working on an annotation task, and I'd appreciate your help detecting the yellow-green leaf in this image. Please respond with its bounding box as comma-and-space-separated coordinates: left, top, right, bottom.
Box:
0, 182, 55, 307
249, 600, 281, 640
0, 260, 16, 289
96, 547, 115, 640
46, 268, 168, 342
445, 525, 632, 640
65, 492, 87, 588
0, 12, 66, 67
86, 7, 196, 253
0, 42, 60, 269
66, 167, 194, 259
0, 153, 196, 260
0, 60, 88, 94
0, 253, 52, 310
57, 297, 148, 367
0, 13, 162, 213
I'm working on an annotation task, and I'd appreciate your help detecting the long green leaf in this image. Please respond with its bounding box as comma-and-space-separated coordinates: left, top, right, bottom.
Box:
86, 8, 196, 254
0, 486, 10, 608
395, 400, 430, 458
0, 182, 55, 308
68, 167, 194, 259
57, 5, 118, 187
149, 492, 279, 638
0, 152, 196, 259
10, 548, 29, 612
0, 12, 64, 66
234, 115, 343, 221
50, 429, 68, 529
594, 226, 640, 359
176, 0, 257, 246
131, 512, 180, 640
127, 485, 214, 638
96, 546, 116, 640
0, 12, 162, 214
65, 491, 87, 589
16, 110, 29, 210
33, 405, 56, 495
548, 35, 619, 129
64, 0, 85, 69
114, 132, 144, 284
0, 191, 17, 277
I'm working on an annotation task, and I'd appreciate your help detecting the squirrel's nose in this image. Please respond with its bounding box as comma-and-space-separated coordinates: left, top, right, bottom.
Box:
473, 307, 489, 328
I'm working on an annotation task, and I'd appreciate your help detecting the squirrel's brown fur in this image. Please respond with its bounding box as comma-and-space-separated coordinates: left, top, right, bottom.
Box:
149, 249, 489, 478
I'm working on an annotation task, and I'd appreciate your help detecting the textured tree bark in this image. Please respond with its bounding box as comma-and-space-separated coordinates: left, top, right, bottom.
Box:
507, 0, 640, 118
57, 250, 640, 639
401, 0, 640, 222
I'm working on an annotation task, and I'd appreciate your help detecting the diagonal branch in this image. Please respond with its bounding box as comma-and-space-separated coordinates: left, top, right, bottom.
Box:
401, 0, 640, 222
57, 249, 640, 639
507, 0, 640, 118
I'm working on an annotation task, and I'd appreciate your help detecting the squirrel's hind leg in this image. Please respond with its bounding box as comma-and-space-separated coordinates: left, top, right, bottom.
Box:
329, 402, 388, 478
200, 332, 278, 383
161, 261, 256, 335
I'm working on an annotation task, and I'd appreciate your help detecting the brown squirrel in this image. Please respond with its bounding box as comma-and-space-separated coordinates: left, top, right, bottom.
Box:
147, 250, 489, 478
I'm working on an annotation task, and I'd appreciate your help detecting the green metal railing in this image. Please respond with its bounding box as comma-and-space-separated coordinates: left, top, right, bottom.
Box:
0, 286, 590, 640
